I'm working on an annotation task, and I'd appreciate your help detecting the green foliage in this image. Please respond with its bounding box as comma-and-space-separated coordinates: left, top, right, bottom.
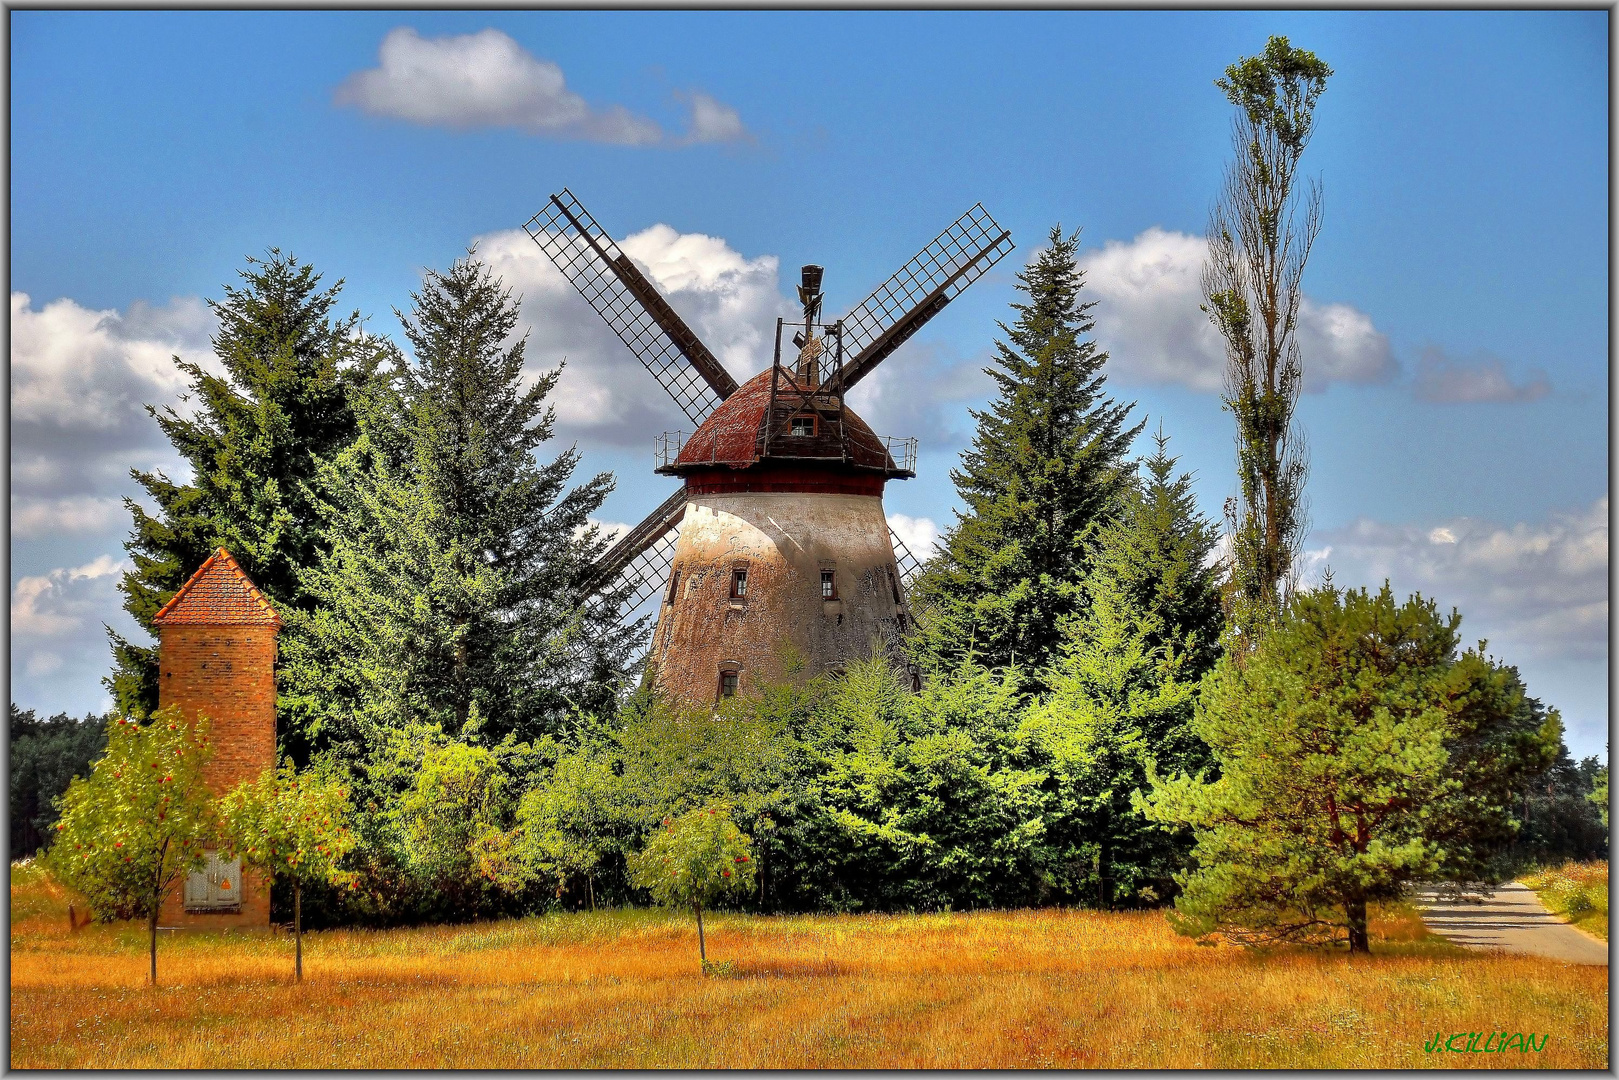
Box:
628, 803, 757, 913
915, 225, 1140, 677
1018, 586, 1201, 907
108, 251, 384, 727
1590, 765, 1609, 828
10, 704, 109, 859
45, 708, 217, 922
1139, 584, 1561, 953
219, 758, 358, 892
1215, 35, 1333, 151
280, 251, 636, 752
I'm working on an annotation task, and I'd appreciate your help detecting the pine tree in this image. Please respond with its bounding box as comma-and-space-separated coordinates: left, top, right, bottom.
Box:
1016, 429, 1224, 906
279, 252, 640, 751
1138, 584, 1561, 954
914, 226, 1141, 677
108, 251, 382, 717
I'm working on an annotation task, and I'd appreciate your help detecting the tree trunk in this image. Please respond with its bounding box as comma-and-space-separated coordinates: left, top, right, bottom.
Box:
148, 905, 159, 985
1345, 894, 1370, 955
587, 873, 595, 911
295, 881, 303, 983
695, 903, 707, 968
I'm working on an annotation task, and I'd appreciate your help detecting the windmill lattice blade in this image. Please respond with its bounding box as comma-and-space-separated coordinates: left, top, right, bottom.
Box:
889, 526, 925, 592
586, 489, 687, 594
526, 190, 738, 425
830, 204, 1014, 394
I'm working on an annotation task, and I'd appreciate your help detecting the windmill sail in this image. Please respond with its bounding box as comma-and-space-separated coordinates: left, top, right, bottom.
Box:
584, 488, 687, 602
828, 204, 1014, 394
526, 189, 739, 425
889, 526, 925, 590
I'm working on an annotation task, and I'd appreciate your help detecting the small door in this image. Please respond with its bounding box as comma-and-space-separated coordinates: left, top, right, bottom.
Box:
184, 850, 243, 912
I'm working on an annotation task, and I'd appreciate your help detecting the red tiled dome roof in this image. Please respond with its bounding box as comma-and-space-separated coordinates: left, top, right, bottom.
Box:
151, 548, 281, 628
669, 370, 899, 474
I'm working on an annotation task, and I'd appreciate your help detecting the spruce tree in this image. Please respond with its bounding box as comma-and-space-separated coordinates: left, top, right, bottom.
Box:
279, 252, 639, 751
108, 251, 381, 717
1017, 430, 1224, 906
914, 226, 1141, 677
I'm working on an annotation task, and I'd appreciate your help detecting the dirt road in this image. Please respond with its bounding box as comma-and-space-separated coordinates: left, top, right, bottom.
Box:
1416, 882, 1608, 965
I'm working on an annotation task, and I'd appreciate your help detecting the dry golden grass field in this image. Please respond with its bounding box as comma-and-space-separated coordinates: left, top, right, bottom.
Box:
10, 861, 1607, 1069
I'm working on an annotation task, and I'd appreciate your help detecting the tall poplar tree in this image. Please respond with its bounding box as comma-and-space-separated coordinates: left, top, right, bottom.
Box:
280, 252, 639, 751
914, 226, 1140, 677
108, 251, 382, 716
1202, 37, 1333, 640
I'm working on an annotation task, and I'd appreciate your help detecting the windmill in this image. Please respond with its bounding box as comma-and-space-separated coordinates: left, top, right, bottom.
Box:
526, 189, 1012, 702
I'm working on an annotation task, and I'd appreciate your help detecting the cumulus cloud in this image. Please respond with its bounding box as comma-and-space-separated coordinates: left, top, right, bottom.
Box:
335, 28, 749, 146
11, 291, 213, 504
1302, 498, 1608, 664
12, 555, 127, 638
844, 339, 992, 448
475, 222, 793, 445
1412, 346, 1551, 404
1076, 227, 1396, 393
887, 513, 942, 560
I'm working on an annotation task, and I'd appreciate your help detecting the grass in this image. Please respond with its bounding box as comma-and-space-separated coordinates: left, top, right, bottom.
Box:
11, 860, 1607, 1069
1520, 861, 1609, 940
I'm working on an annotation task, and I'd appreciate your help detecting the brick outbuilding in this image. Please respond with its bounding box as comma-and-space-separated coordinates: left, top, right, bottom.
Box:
151, 548, 279, 928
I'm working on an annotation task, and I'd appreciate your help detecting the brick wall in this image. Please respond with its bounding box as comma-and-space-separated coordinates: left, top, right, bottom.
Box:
155, 624, 277, 928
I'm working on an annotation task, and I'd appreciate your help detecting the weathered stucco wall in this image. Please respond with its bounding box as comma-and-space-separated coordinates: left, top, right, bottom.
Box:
652, 491, 908, 703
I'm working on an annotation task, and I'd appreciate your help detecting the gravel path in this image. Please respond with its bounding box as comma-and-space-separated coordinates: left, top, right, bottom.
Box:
1415, 882, 1608, 965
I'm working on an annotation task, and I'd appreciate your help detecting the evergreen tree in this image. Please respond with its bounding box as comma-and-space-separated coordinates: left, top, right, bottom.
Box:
1015, 429, 1223, 906
1139, 583, 1561, 954
279, 252, 639, 751
914, 226, 1141, 677
108, 250, 382, 717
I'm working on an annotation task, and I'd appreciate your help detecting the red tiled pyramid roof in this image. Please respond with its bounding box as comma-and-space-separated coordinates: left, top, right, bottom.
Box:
150, 548, 281, 628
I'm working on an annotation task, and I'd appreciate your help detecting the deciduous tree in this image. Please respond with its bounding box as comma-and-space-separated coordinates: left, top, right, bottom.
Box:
629, 803, 756, 970
219, 760, 358, 981
45, 709, 217, 984
1202, 37, 1332, 640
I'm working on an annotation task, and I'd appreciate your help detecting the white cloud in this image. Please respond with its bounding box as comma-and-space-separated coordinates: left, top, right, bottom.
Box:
845, 339, 992, 448
11, 555, 127, 638
677, 90, 749, 145
1304, 498, 1608, 664
1076, 227, 1395, 393
10, 495, 127, 539
475, 222, 792, 444
1412, 346, 1551, 404
335, 28, 749, 146
888, 513, 941, 559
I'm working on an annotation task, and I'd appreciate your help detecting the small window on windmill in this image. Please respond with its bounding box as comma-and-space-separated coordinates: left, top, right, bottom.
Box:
666, 568, 681, 606
730, 567, 749, 599
821, 568, 837, 600
718, 668, 740, 699
790, 414, 817, 437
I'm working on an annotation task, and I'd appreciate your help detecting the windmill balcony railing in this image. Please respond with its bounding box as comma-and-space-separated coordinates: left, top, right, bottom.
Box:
655, 430, 692, 470
656, 429, 917, 473
881, 435, 919, 474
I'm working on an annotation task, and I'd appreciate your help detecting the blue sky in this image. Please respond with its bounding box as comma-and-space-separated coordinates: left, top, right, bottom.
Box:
11, 11, 1609, 755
